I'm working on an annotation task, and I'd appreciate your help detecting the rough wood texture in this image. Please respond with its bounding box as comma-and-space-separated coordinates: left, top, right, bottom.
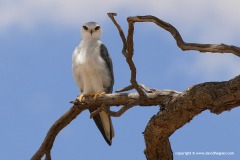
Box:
31, 13, 240, 160
144, 76, 240, 160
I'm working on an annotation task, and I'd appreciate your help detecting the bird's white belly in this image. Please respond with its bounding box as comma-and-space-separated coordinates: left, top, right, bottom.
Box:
74, 51, 110, 94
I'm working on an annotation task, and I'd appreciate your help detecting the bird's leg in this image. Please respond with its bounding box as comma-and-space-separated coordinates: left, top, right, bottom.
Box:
93, 92, 106, 100
78, 93, 96, 102
78, 92, 106, 102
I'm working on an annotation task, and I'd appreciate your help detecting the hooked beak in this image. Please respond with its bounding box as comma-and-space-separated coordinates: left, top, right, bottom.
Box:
90, 30, 93, 36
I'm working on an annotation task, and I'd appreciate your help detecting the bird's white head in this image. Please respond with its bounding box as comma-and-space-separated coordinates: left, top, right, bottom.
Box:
81, 22, 102, 41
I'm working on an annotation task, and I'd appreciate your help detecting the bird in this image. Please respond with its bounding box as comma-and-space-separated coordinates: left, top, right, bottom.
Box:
72, 22, 114, 145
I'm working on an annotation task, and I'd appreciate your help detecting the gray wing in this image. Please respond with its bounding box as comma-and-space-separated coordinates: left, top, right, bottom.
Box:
100, 43, 114, 93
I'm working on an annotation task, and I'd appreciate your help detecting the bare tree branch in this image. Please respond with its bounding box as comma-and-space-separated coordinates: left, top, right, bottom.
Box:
116, 83, 159, 93
107, 13, 128, 56
108, 13, 148, 100
31, 90, 178, 160
144, 76, 240, 160
31, 13, 240, 160
31, 106, 84, 160
101, 101, 137, 117
127, 15, 240, 57
31, 76, 240, 160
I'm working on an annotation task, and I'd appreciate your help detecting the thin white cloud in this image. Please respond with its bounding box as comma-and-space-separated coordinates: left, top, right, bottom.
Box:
1, 0, 240, 35
142, 0, 240, 43
0, 0, 239, 80
0, 0, 124, 31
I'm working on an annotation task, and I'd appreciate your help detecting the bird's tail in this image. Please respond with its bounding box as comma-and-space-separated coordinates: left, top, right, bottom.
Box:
89, 109, 114, 145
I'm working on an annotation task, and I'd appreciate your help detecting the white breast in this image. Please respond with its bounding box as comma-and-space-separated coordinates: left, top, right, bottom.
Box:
72, 41, 111, 94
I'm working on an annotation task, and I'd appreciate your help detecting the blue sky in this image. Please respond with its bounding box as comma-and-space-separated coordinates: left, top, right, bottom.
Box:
0, 0, 240, 160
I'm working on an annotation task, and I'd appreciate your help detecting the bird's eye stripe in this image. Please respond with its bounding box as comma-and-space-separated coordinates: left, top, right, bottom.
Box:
95, 26, 100, 30
83, 26, 88, 30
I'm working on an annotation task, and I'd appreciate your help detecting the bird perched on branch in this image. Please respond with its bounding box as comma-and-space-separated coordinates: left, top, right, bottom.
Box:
72, 22, 114, 145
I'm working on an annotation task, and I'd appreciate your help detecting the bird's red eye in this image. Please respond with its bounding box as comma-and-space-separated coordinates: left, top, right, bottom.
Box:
83, 26, 88, 30
95, 26, 100, 30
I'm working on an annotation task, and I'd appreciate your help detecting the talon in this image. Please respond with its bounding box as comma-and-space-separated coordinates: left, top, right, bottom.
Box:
78, 92, 106, 101
78, 94, 85, 102
94, 92, 106, 100
100, 92, 106, 96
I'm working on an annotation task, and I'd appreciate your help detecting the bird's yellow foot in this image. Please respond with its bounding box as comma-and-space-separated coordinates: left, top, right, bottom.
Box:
78, 94, 95, 102
78, 94, 86, 102
78, 92, 106, 102
93, 92, 106, 100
